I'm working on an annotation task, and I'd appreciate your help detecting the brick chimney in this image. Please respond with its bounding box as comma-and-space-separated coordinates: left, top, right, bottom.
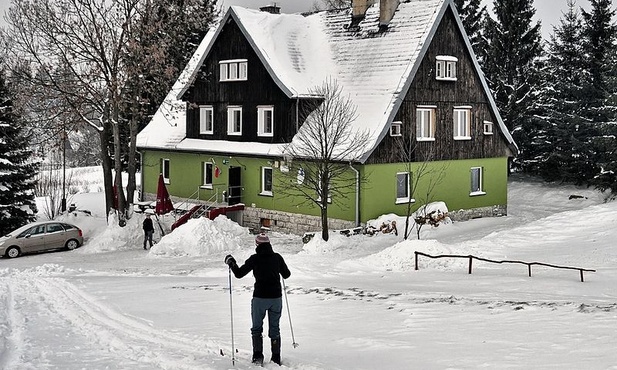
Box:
260, 4, 280, 14
352, 0, 373, 19
379, 0, 399, 27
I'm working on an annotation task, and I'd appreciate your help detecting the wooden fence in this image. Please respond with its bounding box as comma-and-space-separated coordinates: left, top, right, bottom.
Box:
414, 251, 596, 282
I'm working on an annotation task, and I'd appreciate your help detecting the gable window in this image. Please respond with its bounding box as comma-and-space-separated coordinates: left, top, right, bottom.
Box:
470, 167, 486, 196
453, 106, 471, 140
396, 172, 414, 204
257, 106, 274, 137
220, 59, 248, 81
390, 121, 402, 137
227, 106, 242, 135
161, 158, 170, 184
416, 106, 436, 141
436, 56, 457, 81
199, 106, 214, 134
261, 167, 273, 196
483, 121, 494, 135
202, 162, 213, 189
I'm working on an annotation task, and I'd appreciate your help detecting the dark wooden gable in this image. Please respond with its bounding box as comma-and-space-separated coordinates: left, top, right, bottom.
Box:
367, 6, 511, 165
181, 17, 301, 143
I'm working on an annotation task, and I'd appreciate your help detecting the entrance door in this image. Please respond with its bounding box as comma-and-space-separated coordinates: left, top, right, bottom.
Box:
228, 166, 242, 205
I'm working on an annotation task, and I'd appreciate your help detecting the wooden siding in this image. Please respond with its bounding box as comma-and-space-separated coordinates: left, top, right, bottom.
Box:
367, 8, 510, 165
182, 19, 315, 143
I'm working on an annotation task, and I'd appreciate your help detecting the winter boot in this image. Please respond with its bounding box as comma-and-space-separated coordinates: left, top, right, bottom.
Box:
271, 337, 281, 365
252, 335, 264, 365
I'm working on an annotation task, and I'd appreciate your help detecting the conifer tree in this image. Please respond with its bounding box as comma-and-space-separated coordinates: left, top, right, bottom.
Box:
536, 0, 591, 183
483, 0, 543, 171
581, 0, 617, 194
0, 69, 38, 236
453, 0, 488, 61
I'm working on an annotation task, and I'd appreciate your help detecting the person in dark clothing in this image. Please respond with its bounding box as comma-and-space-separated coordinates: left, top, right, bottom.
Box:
225, 233, 291, 366
142, 214, 154, 249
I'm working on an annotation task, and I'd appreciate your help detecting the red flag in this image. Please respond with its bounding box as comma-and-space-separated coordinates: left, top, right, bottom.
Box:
155, 173, 174, 215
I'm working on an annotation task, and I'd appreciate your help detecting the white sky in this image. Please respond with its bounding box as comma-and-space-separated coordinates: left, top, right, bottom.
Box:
0, 0, 613, 40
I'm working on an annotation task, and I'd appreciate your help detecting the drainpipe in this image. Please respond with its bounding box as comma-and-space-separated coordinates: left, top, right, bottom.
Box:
349, 162, 360, 226
137, 150, 143, 201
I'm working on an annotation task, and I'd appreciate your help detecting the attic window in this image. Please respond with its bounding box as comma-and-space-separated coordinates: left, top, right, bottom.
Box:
483, 121, 494, 135
220, 59, 248, 81
436, 56, 457, 81
390, 121, 402, 136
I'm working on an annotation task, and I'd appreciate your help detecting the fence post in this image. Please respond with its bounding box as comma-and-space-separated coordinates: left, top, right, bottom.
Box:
580, 269, 584, 282
468, 256, 473, 274
528, 264, 532, 277
414, 252, 419, 271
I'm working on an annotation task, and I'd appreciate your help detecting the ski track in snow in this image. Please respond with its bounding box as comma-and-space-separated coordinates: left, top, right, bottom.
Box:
0, 275, 234, 370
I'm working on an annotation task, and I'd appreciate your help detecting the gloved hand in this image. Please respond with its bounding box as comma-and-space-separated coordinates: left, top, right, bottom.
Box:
225, 254, 236, 267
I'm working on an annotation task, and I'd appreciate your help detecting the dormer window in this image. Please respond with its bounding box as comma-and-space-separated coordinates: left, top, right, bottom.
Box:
220, 59, 248, 81
436, 56, 457, 81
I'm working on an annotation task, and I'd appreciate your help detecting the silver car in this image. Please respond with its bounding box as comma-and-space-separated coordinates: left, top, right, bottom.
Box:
0, 221, 84, 258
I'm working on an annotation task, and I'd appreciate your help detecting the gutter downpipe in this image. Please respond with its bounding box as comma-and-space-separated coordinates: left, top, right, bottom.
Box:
137, 150, 144, 201
349, 162, 360, 226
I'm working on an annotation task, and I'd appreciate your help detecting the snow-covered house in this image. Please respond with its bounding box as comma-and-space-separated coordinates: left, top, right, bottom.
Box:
136, 0, 517, 234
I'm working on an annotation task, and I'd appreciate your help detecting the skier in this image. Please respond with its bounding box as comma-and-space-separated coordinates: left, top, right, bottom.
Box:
225, 233, 291, 365
142, 214, 154, 249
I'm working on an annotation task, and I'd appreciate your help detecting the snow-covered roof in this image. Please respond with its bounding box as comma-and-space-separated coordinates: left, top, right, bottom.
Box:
137, 0, 516, 161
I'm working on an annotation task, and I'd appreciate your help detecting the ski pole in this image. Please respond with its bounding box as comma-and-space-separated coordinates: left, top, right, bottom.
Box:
281, 278, 299, 348
228, 267, 236, 365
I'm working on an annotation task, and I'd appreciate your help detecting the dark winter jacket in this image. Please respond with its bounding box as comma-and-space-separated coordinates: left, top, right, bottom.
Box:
230, 242, 291, 298
143, 217, 154, 232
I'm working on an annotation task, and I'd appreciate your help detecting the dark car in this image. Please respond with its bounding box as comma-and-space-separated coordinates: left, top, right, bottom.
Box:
0, 221, 84, 258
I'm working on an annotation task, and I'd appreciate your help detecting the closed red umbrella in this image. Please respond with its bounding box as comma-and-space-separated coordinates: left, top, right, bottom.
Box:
155, 173, 174, 215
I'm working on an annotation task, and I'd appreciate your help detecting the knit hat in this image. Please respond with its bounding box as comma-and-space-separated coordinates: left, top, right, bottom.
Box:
255, 233, 270, 245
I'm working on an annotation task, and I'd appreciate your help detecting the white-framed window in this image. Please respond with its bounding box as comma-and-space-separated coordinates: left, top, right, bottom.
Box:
220, 59, 248, 81
261, 167, 273, 196
162, 158, 170, 184
202, 162, 213, 188
483, 121, 494, 135
416, 106, 436, 141
436, 56, 458, 81
199, 105, 214, 134
227, 106, 242, 135
257, 106, 274, 137
470, 167, 486, 196
390, 121, 402, 137
453, 106, 471, 140
396, 172, 414, 204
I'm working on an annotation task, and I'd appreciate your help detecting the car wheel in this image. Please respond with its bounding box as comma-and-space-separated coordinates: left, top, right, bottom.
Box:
6, 246, 20, 258
65, 239, 79, 250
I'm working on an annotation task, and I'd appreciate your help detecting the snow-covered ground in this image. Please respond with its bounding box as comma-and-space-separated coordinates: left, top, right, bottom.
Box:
1, 172, 616, 369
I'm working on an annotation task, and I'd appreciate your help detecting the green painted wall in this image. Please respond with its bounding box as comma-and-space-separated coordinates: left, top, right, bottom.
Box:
142, 151, 508, 223
359, 157, 508, 222
141, 150, 355, 220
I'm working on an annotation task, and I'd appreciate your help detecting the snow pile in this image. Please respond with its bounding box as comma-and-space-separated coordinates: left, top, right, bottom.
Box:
149, 216, 249, 257
77, 212, 144, 253
356, 239, 469, 271
301, 232, 356, 254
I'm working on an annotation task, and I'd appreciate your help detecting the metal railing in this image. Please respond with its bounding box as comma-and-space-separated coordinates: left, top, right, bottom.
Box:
414, 251, 596, 282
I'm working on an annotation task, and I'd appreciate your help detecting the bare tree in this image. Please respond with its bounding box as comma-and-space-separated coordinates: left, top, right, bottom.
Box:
2, 0, 217, 225
310, 0, 351, 12
279, 79, 369, 241
394, 136, 449, 240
